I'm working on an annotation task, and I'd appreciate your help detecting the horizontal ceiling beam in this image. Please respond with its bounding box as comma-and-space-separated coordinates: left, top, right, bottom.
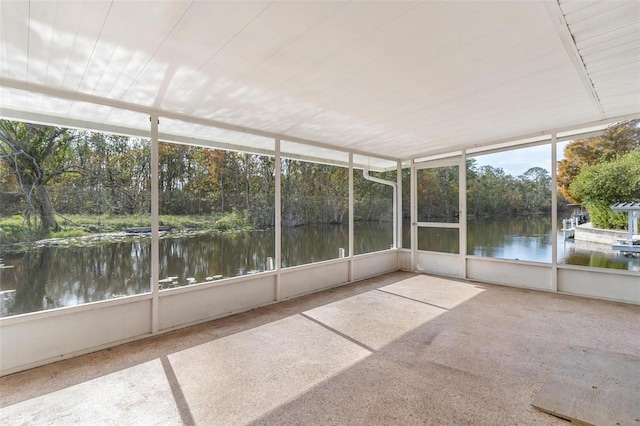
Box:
408, 112, 640, 161
0, 107, 390, 171
0, 77, 399, 163
3, 77, 638, 165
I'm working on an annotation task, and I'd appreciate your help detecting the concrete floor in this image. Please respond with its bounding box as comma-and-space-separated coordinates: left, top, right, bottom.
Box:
1, 272, 639, 425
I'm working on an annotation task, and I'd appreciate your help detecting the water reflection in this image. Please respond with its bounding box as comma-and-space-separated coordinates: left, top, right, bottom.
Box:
2, 219, 637, 317
417, 228, 459, 254
160, 231, 274, 284
467, 217, 640, 270
401, 216, 640, 270
12, 249, 52, 314
282, 225, 347, 267
468, 216, 553, 262
0, 222, 394, 316
354, 222, 393, 255
560, 239, 639, 271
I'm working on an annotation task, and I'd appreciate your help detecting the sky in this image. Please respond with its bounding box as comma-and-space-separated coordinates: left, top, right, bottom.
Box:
470, 142, 570, 177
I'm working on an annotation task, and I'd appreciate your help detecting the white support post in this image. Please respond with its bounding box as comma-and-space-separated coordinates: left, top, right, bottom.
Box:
410, 160, 417, 271
551, 134, 558, 292
392, 175, 397, 250
275, 139, 282, 301
349, 153, 354, 281
459, 151, 467, 279
150, 115, 159, 334
397, 160, 403, 251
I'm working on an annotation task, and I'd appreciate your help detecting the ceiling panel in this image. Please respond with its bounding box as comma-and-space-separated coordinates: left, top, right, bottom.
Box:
560, 0, 640, 119
0, 0, 30, 80
121, 1, 272, 108
76, 1, 192, 99
163, 1, 349, 114
0, 1, 638, 161
578, 24, 638, 54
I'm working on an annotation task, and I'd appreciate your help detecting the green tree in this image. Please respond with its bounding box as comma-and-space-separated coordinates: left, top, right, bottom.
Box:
557, 119, 640, 201
0, 121, 76, 231
518, 167, 551, 214
467, 165, 511, 218
569, 151, 640, 229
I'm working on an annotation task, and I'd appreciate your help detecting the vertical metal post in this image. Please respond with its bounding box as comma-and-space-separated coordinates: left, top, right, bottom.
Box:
396, 160, 402, 251
391, 175, 397, 251
275, 139, 282, 300
150, 115, 159, 334
410, 159, 417, 271
348, 153, 354, 281
459, 151, 467, 279
551, 135, 558, 292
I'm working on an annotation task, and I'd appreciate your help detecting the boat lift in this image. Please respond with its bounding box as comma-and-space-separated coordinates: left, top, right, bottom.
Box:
611, 202, 640, 256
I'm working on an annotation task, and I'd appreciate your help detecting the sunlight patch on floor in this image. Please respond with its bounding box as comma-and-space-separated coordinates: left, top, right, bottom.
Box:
304, 286, 447, 351
0, 360, 181, 425
380, 275, 485, 310
168, 315, 371, 425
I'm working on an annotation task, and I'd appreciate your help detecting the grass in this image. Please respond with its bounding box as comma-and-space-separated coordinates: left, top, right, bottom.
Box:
0, 211, 252, 245
0, 215, 33, 244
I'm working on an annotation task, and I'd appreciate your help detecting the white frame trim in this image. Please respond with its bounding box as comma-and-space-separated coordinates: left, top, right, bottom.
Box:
2, 75, 639, 377
150, 116, 160, 334
412, 156, 464, 275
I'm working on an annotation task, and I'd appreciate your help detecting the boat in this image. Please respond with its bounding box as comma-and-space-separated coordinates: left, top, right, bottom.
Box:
125, 226, 172, 234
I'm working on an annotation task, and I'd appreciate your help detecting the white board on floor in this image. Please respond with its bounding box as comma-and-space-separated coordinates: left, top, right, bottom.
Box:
532, 346, 640, 425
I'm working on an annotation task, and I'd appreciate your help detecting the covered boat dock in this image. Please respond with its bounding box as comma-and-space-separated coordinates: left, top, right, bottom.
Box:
612, 202, 640, 255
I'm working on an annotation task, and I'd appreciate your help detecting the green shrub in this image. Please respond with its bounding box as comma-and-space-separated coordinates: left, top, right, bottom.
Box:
213, 211, 250, 231
159, 215, 211, 230
0, 215, 27, 243
582, 201, 628, 230
570, 151, 640, 229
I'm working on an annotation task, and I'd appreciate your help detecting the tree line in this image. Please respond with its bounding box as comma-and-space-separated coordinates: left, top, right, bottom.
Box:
0, 121, 394, 239
405, 160, 554, 222
2, 119, 637, 240
415, 119, 640, 227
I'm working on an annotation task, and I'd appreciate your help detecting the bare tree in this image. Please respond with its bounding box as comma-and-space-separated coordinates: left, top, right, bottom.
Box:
0, 120, 75, 232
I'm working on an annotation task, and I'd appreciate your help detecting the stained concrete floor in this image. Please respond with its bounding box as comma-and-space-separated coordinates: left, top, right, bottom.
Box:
1, 271, 639, 425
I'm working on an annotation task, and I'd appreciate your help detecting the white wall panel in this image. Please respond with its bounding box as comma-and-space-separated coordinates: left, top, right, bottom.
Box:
280, 261, 349, 299
466, 257, 552, 290
558, 267, 640, 305
158, 276, 276, 331
417, 251, 461, 278
400, 250, 412, 271
0, 298, 151, 376
352, 250, 399, 281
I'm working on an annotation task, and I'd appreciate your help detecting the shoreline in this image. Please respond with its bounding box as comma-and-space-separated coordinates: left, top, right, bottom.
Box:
0, 227, 257, 254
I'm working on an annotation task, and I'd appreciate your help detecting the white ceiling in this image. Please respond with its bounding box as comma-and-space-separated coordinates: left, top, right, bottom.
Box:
0, 0, 638, 163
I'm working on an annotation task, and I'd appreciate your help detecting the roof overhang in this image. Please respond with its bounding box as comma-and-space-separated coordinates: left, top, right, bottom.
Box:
1, 0, 639, 166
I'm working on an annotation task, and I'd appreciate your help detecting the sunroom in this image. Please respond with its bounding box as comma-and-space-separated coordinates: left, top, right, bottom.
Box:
0, 1, 639, 423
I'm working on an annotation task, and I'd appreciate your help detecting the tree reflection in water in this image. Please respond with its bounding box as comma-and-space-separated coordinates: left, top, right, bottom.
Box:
1, 223, 396, 316
2, 240, 153, 316
12, 248, 53, 314
2, 220, 637, 317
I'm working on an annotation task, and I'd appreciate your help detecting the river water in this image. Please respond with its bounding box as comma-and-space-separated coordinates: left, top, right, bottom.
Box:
1, 218, 638, 316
